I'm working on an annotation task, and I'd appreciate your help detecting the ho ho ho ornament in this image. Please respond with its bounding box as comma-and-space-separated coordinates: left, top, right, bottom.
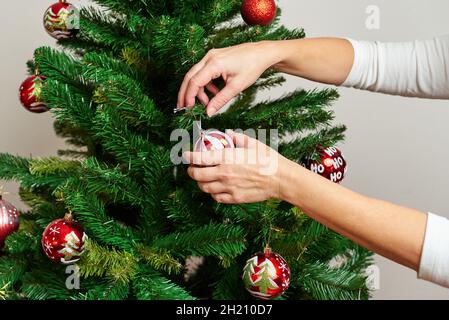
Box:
303, 146, 347, 183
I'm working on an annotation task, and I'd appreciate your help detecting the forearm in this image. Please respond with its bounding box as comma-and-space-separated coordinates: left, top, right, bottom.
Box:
278, 158, 427, 270
266, 38, 355, 85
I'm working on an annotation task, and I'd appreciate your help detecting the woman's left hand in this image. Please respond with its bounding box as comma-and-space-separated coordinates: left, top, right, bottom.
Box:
183, 132, 289, 204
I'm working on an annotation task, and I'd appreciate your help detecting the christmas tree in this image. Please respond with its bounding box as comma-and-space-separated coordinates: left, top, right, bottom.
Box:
0, 0, 373, 300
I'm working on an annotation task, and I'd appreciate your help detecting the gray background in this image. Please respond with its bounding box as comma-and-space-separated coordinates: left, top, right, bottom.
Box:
1, 0, 448, 299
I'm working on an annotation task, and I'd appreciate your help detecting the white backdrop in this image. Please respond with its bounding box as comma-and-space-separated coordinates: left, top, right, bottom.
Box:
0, 0, 448, 299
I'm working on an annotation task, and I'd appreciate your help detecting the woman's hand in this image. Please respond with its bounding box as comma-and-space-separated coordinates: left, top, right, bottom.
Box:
177, 38, 355, 116
183, 132, 289, 203
184, 132, 428, 271
177, 41, 281, 116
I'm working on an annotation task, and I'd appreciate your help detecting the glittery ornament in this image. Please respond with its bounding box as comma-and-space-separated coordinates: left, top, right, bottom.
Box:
241, 0, 277, 26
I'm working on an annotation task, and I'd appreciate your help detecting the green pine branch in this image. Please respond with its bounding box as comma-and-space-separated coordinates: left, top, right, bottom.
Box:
280, 125, 347, 162
300, 261, 370, 300
78, 240, 137, 283
152, 223, 246, 258
137, 245, 183, 275
212, 262, 248, 300
75, 279, 130, 300
133, 269, 195, 300
61, 184, 139, 251
29, 157, 81, 177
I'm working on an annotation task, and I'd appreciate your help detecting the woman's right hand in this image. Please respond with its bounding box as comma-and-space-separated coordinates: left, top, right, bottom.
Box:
177, 41, 280, 116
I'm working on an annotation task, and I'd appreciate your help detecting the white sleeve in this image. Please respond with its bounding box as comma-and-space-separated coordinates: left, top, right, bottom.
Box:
418, 212, 449, 288
342, 35, 449, 99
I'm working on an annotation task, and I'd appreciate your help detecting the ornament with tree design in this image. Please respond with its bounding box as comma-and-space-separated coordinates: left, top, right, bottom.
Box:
19, 75, 48, 113
243, 247, 290, 299
43, 0, 79, 40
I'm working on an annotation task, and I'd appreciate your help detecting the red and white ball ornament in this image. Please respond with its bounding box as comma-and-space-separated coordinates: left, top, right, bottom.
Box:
241, 0, 277, 26
242, 247, 291, 300
43, 0, 80, 40
19, 75, 48, 113
303, 146, 347, 183
0, 197, 20, 249
41, 214, 87, 264
194, 129, 235, 152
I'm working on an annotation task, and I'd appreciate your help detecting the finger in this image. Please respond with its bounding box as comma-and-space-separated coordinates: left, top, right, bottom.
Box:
197, 88, 210, 106
183, 150, 233, 166
187, 166, 220, 182
177, 60, 207, 108
205, 82, 220, 95
228, 131, 263, 151
231, 132, 252, 148
207, 83, 240, 116
185, 64, 221, 108
197, 181, 228, 194
211, 193, 234, 204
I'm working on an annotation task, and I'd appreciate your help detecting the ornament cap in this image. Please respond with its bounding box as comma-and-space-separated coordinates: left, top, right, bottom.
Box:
264, 246, 272, 257
0, 186, 10, 200
64, 211, 74, 223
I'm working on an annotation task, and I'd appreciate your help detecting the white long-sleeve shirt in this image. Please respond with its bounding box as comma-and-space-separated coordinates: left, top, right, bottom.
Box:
342, 35, 449, 288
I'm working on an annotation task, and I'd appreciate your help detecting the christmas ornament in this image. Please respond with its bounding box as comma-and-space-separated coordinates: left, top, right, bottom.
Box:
303, 146, 347, 183
41, 214, 87, 264
0, 197, 20, 248
19, 75, 48, 113
43, 0, 80, 40
241, 0, 277, 26
194, 129, 235, 152
242, 247, 290, 299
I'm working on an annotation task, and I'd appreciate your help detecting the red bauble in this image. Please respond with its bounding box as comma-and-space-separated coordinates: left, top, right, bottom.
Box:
19, 75, 48, 113
44, 0, 80, 40
41, 217, 87, 264
304, 146, 347, 183
194, 130, 235, 152
242, 247, 290, 299
241, 0, 277, 26
0, 198, 20, 248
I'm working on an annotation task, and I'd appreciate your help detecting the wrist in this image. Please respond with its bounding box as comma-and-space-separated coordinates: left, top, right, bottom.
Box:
270, 39, 304, 73
257, 40, 291, 69
274, 156, 300, 203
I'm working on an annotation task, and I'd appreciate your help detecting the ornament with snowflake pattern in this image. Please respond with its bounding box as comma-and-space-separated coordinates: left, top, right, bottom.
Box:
41, 215, 87, 264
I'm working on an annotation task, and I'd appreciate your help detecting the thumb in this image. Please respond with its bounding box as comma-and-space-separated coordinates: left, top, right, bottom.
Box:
207, 84, 239, 116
